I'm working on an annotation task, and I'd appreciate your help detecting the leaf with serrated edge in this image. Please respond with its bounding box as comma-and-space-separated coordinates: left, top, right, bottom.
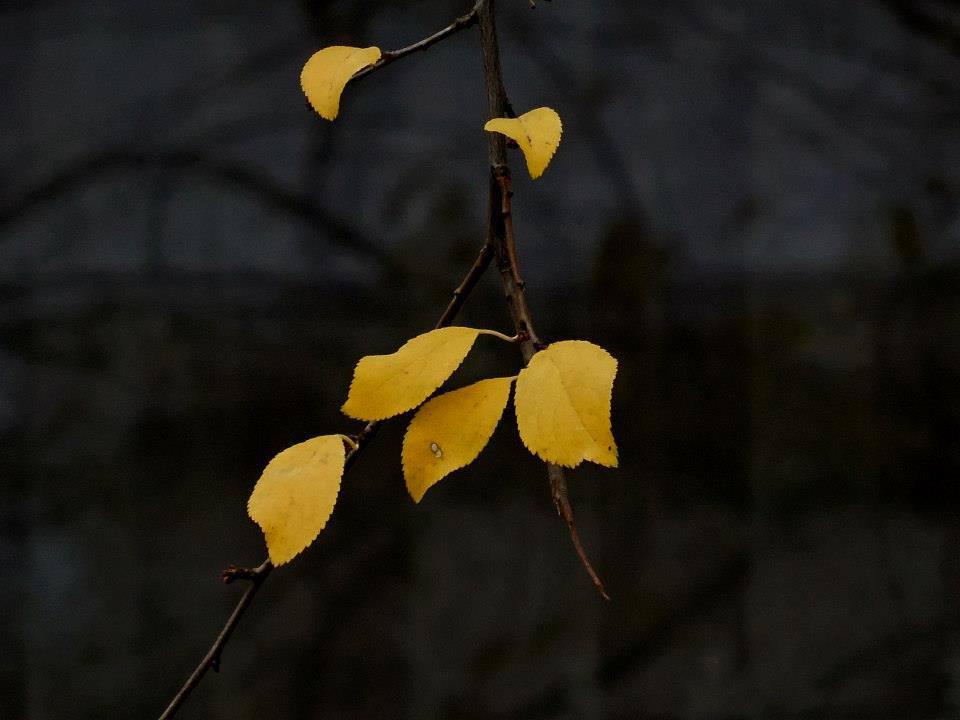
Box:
301, 46, 381, 120
342, 327, 489, 421
403, 377, 514, 502
514, 341, 618, 468
248, 435, 345, 565
484, 107, 563, 179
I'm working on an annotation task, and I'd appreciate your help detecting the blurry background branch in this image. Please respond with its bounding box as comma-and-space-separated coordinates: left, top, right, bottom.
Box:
882, 0, 960, 58
0, 150, 400, 274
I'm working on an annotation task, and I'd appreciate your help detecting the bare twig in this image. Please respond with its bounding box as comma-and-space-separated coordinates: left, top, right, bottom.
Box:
549, 465, 609, 600
351, 1, 483, 83
437, 240, 495, 328
478, 0, 608, 599
158, 560, 271, 720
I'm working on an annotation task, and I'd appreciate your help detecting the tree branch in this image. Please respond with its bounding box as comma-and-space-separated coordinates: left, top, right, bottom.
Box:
160, 4, 607, 716
351, 1, 483, 83
477, 0, 609, 600
157, 560, 271, 720
156, 238, 494, 719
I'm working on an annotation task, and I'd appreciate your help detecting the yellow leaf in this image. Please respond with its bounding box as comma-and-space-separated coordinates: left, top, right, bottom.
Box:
483, 107, 563, 179
300, 46, 381, 120
247, 434, 345, 565
342, 326, 490, 421
514, 341, 618, 468
402, 377, 514, 502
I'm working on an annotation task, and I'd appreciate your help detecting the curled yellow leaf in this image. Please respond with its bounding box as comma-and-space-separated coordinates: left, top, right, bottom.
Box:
514, 341, 618, 468
402, 377, 514, 503
342, 327, 490, 421
484, 107, 563, 179
300, 46, 381, 120
247, 434, 346, 565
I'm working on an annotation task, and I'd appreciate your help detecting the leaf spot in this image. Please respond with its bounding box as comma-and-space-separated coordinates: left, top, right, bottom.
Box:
402, 377, 515, 503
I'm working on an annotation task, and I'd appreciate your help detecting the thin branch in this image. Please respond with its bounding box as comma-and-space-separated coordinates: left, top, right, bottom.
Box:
548, 465, 609, 600
351, 1, 483, 83
478, 0, 608, 599
437, 240, 494, 327
158, 560, 271, 720
157, 237, 494, 719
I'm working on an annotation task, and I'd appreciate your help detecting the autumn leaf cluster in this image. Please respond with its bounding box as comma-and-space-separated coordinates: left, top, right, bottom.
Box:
246, 40, 617, 567
249, 328, 617, 565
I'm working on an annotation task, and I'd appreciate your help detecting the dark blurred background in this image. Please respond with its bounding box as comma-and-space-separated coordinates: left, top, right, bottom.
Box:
2, 0, 960, 718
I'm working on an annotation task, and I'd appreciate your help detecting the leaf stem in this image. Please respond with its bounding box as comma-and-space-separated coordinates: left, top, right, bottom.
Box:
337, 434, 360, 452
477, 328, 520, 343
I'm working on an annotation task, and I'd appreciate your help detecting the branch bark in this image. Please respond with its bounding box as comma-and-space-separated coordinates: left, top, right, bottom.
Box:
477, 0, 609, 600
158, 561, 271, 720
351, 1, 483, 82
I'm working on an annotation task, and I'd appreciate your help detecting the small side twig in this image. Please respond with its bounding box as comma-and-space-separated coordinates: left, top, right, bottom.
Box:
351, 1, 483, 83
478, 0, 608, 600
437, 240, 494, 327
158, 560, 271, 720
221, 564, 266, 584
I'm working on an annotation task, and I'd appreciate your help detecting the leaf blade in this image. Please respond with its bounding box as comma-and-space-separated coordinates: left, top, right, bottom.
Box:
341, 326, 483, 421
484, 107, 563, 179
403, 377, 514, 502
514, 341, 618, 468
247, 435, 345, 565
300, 46, 381, 120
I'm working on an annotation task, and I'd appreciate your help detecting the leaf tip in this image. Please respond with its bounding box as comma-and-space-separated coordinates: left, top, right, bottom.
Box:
408, 486, 427, 504
482, 118, 503, 133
